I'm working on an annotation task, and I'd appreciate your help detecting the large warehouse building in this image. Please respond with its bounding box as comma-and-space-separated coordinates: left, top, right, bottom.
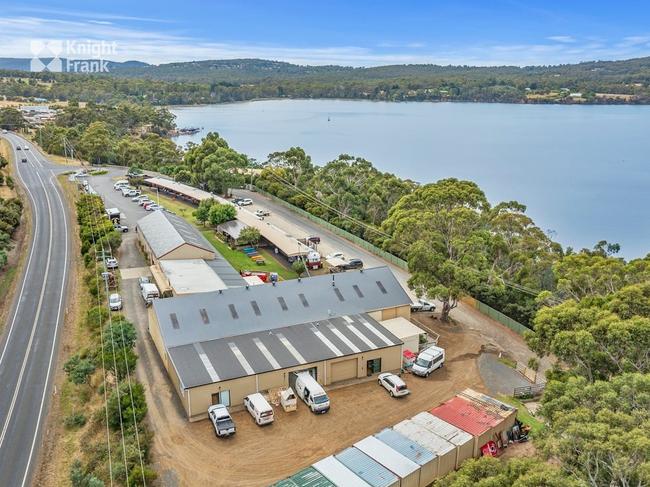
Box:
148, 266, 413, 421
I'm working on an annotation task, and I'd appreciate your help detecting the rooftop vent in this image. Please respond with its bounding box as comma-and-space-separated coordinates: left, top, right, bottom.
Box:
376, 280, 387, 294
170, 313, 179, 329
333, 287, 345, 302
353, 284, 364, 298
199, 308, 209, 324
250, 300, 261, 316
298, 293, 310, 308
277, 296, 288, 311
228, 304, 239, 319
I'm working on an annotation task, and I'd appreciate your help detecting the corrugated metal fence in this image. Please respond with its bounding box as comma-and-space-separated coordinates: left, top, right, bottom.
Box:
254, 186, 409, 270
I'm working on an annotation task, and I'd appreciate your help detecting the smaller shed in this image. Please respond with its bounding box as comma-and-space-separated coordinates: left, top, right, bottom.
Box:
158, 259, 227, 295
410, 412, 474, 469
393, 420, 457, 478
335, 447, 399, 487
379, 317, 425, 354
374, 429, 436, 487
429, 395, 515, 457
354, 436, 420, 487
273, 466, 335, 487
313, 456, 371, 487
217, 219, 249, 242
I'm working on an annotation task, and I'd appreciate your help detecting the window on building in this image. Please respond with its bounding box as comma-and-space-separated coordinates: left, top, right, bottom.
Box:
367, 358, 382, 376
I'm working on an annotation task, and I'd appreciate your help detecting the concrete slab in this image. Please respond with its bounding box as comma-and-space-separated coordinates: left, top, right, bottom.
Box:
120, 266, 151, 280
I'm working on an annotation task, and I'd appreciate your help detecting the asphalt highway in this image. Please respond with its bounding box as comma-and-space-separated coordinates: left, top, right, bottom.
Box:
0, 133, 71, 487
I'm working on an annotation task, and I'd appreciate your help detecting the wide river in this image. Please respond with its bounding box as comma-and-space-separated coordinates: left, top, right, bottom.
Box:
171, 100, 650, 259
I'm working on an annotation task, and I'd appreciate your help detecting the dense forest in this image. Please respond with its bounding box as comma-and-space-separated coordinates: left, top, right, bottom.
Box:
2, 56, 650, 105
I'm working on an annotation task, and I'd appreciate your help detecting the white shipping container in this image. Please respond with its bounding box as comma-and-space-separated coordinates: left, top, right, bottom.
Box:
393, 420, 457, 478
410, 412, 474, 468
313, 456, 372, 487
354, 436, 420, 487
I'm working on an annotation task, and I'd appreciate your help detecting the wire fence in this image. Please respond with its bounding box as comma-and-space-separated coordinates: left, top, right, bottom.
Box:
253, 187, 409, 270
465, 298, 530, 336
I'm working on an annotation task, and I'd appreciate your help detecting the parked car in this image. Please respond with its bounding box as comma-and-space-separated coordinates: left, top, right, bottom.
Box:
411, 298, 436, 312
342, 258, 363, 270
132, 195, 146, 202
141, 283, 160, 307
108, 293, 122, 311
208, 404, 236, 437
113, 180, 129, 190
139, 198, 152, 206
294, 372, 330, 414
126, 189, 141, 197
1, 129, 7, 134
238, 198, 253, 206
243, 393, 274, 426
143, 201, 157, 210
105, 257, 118, 270
326, 251, 344, 260
232, 197, 244, 204
146, 204, 162, 211
255, 209, 270, 217
21, 157, 27, 163
378, 373, 410, 397
113, 224, 129, 233
411, 345, 445, 378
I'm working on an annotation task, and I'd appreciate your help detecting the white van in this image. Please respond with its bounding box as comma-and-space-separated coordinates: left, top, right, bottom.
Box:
294, 372, 330, 414
243, 393, 274, 426
141, 283, 160, 306
412, 345, 445, 377
113, 180, 129, 190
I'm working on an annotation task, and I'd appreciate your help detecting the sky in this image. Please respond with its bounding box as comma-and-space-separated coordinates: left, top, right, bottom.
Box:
1, 0, 650, 66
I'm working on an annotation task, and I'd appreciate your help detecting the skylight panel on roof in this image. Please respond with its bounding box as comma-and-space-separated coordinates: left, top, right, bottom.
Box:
333, 287, 345, 302
228, 304, 239, 319
170, 313, 179, 329
199, 308, 209, 324
250, 300, 261, 316
353, 284, 364, 298
298, 293, 310, 307
376, 280, 387, 294
277, 297, 288, 311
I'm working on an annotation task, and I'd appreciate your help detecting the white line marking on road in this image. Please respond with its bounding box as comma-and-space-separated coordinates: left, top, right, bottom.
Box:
21, 169, 70, 487
0, 138, 40, 369
0, 158, 56, 452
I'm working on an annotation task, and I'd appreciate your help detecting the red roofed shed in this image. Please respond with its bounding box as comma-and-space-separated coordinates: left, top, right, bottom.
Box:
430, 395, 517, 456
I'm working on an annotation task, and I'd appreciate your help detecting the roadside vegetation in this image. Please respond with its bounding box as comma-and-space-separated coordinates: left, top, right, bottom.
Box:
61, 193, 155, 486
0, 149, 23, 269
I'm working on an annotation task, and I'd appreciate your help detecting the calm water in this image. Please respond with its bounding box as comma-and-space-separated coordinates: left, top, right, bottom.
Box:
171, 100, 650, 259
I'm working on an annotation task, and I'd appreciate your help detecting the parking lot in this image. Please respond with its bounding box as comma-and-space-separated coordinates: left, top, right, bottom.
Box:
88, 171, 535, 486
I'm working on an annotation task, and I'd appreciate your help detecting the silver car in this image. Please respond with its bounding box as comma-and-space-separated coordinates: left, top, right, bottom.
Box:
378, 373, 410, 397
108, 293, 122, 311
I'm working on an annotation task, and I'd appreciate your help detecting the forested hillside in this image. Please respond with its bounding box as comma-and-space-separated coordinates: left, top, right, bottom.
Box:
2, 56, 650, 104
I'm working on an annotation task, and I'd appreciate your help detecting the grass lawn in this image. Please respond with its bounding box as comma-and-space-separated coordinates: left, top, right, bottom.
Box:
498, 395, 546, 437
141, 190, 298, 280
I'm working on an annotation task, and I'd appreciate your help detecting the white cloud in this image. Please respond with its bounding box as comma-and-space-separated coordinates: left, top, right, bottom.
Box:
0, 14, 649, 67
547, 35, 576, 43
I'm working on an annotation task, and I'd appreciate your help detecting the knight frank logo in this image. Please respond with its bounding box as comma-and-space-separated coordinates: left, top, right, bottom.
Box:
30, 39, 117, 73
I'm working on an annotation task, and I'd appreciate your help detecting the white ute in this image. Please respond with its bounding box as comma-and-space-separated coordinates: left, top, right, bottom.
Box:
208, 404, 236, 437
411, 345, 445, 377
294, 372, 330, 413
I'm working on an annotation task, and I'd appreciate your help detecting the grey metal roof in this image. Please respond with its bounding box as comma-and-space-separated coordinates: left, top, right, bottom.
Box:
152, 266, 411, 348
216, 219, 249, 240
335, 448, 398, 487
136, 210, 214, 259
205, 254, 246, 287
374, 429, 435, 467
168, 312, 402, 388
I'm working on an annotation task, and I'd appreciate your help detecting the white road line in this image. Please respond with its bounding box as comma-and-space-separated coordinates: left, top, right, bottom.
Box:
0, 158, 56, 451
276, 333, 307, 364
193, 342, 220, 382
327, 324, 361, 353
253, 338, 281, 369
0, 139, 41, 369
228, 343, 255, 375
358, 317, 395, 346
20, 169, 69, 487
311, 325, 343, 356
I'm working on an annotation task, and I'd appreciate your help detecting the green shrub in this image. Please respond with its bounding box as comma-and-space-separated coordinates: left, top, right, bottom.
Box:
107, 382, 147, 430
4, 176, 13, 189
64, 412, 87, 429
63, 354, 95, 384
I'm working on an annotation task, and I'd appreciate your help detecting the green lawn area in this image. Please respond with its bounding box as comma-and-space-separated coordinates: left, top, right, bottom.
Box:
498, 395, 546, 437
141, 190, 297, 280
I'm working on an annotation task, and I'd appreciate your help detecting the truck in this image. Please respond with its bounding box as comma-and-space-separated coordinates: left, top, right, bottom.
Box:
208, 404, 236, 437
141, 283, 160, 306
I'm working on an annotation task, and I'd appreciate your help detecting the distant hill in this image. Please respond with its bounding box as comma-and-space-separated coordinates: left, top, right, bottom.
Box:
0, 58, 148, 72
2, 56, 650, 84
